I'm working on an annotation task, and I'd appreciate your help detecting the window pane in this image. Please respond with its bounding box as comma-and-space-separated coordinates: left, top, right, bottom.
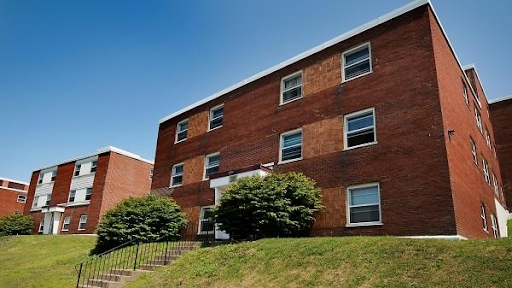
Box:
350, 205, 380, 223
282, 146, 302, 161
350, 186, 379, 205
282, 132, 302, 161
347, 113, 373, 132
345, 47, 369, 67
212, 108, 223, 119
283, 87, 302, 102
207, 155, 220, 167
347, 131, 375, 147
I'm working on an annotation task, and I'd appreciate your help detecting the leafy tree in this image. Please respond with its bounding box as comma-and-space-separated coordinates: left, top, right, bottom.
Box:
94, 195, 187, 253
0, 214, 34, 236
215, 172, 323, 240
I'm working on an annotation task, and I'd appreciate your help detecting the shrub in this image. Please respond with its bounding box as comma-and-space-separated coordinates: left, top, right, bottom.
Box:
94, 195, 187, 253
0, 214, 34, 236
215, 172, 323, 240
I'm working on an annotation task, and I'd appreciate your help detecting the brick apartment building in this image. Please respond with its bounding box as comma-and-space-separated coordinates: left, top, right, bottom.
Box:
151, 0, 508, 240
489, 96, 512, 207
0, 178, 29, 215
24, 146, 153, 235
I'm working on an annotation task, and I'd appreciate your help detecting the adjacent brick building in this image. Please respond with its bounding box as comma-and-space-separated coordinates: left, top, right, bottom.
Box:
151, 0, 508, 240
24, 146, 153, 234
0, 177, 29, 215
489, 95, 512, 208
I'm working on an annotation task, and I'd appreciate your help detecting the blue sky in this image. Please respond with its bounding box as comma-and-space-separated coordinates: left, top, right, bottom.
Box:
1, 0, 511, 182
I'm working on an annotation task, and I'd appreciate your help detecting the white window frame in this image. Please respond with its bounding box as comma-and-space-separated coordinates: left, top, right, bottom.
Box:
482, 157, 490, 185
69, 190, 76, 203
344, 108, 377, 150
470, 138, 478, 165
38, 219, 44, 233
208, 104, 224, 131
74, 164, 81, 177
198, 206, 215, 235
491, 214, 499, 238
51, 170, 57, 182
78, 214, 88, 230
38, 173, 44, 184
171, 163, 184, 187
342, 42, 372, 82
280, 71, 303, 105
62, 216, 71, 232
85, 188, 93, 201
480, 204, 487, 231
175, 119, 189, 143
485, 128, 492, 149
45, 194, 51, 206
346, 183, 382, 227
204, 153, 220, 180
492, 173, 499, 196
91, 161, 98, 173
475, 106, 483, 133
33, 195, 39, 208
279, 128, 303, 163
17, 195, 26, 203
463, 82, 469, 106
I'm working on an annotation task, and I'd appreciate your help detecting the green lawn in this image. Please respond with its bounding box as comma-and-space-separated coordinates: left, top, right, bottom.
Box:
127, 236, 512, 288
0, 235, 96, 288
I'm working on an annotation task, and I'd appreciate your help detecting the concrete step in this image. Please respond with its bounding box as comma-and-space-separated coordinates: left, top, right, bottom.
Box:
87, 278, 124, 288
139, 263, 164, 271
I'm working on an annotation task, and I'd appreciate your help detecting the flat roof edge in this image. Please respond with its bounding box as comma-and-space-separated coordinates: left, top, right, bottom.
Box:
34, 146, 154, 172
489, 95, 512, 104
158, 0, 430, 124
0, 177, 29, 186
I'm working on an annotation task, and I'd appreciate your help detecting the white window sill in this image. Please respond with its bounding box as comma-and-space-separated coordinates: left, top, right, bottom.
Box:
208, 126, 223, 132
344, 141, 378, 151
345, 222, 383, 228
175, 139, 187, 144
31, 208, 42, 212
67, 201, 90, 207
278, 157, 303, 165
170, 184, 182, 188
280, 96, 304, 106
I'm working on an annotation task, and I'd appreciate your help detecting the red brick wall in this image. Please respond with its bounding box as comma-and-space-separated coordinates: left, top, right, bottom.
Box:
490, 98, 512, 206
430, 9, 502, 238
152, 5, 466, 238
0, 187, 27, 215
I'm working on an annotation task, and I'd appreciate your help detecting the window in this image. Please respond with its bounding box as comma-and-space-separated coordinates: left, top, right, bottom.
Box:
470, 138, 478, 165
85, 188, 93, 201
343, 43, 371, 81
171, 164, 184, 187
281, 71, 303, 104
78, 215, 88, 230
480, 204, 487, 231
38, 173, 44, 184
204, 153, 220, 179
199, 207, 214, 234
74, 164, 81, 176
492, 173, 499, 196
474, 106, 482, 133
280, 129, 303, 162
462, 82, 469, 106
62, 216, 71, 231
491, 214, 499, 238
17, 195, 26, 203
150, 168, 154, 179
176, 119, 189, 142
345, 108, 376, 149
347, 183, 381, 225
38, 219, 44, 233
33, 196, 39, 207
69, 190, 76, 202
485, 128, 492, 149
482, 157, 490, 185
45, 194, 51, 206
51, 170, 57, 182
91, 161, 97, 173
209, 105, 223, 130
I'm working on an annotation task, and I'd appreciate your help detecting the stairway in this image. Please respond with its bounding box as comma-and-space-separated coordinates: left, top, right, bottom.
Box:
77, 242, 199, 288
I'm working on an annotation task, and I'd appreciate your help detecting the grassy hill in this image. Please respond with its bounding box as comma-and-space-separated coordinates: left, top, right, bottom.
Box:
0, 235, 96, 288
127, 236, 512, 288
1, 233, 512, 288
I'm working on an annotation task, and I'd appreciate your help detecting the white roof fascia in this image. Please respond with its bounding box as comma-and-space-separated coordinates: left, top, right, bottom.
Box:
0, 177, 29, 186
489, 95, 512, 104
159, 0, 430, 124
461, 63, 487, 106
34, 146, 154, 172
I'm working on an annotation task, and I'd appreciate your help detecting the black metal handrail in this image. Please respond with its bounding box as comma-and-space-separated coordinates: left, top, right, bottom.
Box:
75, 225, 213, 288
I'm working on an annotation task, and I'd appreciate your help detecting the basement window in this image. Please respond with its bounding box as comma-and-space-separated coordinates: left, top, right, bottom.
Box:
62, 216, 71, 232
78, 215, 88, 230
199, 207, 215, 234
480, 204, 487, 231
347, 183, 382, 226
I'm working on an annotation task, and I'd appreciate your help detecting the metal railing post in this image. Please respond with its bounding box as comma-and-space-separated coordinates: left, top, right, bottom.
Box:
133, 242, 140, 270
75, 263, 83, 288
